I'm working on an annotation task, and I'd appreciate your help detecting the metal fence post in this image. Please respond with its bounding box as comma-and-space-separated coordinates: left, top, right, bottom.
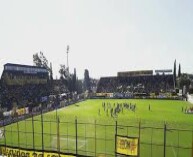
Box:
11, 125, 13, 146
192, 128, 193, 157
25, 119, 27, 148
57, 116, 60, 156
95, 120, 97, 157
138, 120, 141, 157
85, 123, 86, 154
164, 123, 167, 157
3, 118, 6, 147
75, 117, 78, 156
41, 109, 44, 154
115, 121, 117, 157
105, 125, 106, 155
192, 141, 193, 157
150, 128, 153, 157
17, 118, 20, 157
32, 113, 35, 151
177, 130, 179, 156
17, 118, 20, 147
49, 119, 52, 150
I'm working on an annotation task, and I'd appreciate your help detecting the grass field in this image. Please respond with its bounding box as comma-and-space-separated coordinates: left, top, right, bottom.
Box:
1, 99, 193, 157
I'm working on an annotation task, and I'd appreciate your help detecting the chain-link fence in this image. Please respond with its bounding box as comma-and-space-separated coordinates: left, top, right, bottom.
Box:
0, 114, 192, 157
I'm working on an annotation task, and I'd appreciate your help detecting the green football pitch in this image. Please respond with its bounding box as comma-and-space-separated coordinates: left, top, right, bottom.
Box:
1, 99, 193, 157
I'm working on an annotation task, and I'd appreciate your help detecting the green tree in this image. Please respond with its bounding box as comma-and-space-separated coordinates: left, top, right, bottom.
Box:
76, 79, 83, 94
72, 68, 77, 92
178, 74, 191, 91
84, 69, 91, 91
33, 53, 42, 67
50, 62, 53, 81
173, 59, 176, 87
178, 63, 181, 77
59, 64, 68, 89
59, 65, 78, 93
59, 64, 69, 79
59, 64, 74, 92
33, 51, 51, 74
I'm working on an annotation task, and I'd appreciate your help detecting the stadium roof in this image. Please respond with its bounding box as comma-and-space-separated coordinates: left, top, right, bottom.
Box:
4, 63, 47, 69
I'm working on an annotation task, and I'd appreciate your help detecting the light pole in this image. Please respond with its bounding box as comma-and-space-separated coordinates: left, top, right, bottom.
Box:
67, 45, 69, 73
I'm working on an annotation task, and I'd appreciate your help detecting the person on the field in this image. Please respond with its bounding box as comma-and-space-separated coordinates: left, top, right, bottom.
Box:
185, 107, 187, 113
133, 105, 136, 112
111, 108, 113, 117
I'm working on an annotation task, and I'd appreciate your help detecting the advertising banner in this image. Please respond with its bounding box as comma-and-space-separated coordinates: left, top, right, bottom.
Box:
0, 146, 75, 157
116, 135, 139, 156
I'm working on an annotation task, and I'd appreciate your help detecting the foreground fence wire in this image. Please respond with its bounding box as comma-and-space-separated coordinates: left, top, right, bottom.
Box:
0, 114, 192, 157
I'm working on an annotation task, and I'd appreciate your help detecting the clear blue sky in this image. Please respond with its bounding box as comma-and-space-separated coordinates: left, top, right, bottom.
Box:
0, 0, 193, 79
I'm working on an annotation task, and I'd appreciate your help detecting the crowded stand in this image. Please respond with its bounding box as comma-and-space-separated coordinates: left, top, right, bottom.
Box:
0, 63, 186, 125
0, 63, 49, 110
0, 63, 85, 125
97, 70, 175, 99
1, 84, 49, 110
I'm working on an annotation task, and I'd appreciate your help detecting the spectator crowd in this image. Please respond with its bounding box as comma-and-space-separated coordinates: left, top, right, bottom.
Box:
97, 75, 174, 96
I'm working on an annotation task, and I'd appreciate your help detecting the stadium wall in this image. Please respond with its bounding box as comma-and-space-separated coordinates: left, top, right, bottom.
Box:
94, 93, 183, 100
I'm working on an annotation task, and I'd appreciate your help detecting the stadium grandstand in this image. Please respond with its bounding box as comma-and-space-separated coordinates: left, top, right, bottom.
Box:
0, 63, 50, 110
97, 70, 175, 98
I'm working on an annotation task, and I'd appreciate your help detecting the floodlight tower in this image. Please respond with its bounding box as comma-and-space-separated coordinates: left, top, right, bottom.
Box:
66, 45, 69, 72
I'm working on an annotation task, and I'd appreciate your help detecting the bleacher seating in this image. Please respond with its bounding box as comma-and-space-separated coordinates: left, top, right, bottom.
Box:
97, 74, 174, 95
0, 63, 49, 110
